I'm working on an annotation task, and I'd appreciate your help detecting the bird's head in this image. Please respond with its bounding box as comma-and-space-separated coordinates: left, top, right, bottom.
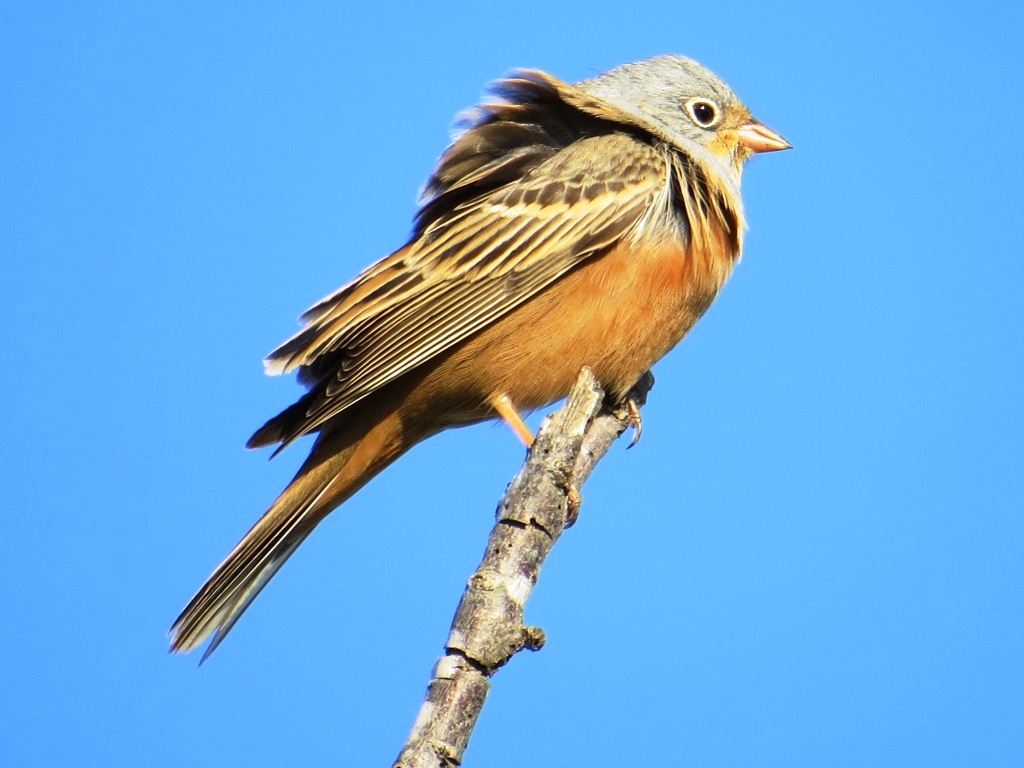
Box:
576, 55, 790, 185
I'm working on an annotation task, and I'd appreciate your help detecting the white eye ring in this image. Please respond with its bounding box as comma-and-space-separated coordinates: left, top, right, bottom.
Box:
685, 98, 721, 128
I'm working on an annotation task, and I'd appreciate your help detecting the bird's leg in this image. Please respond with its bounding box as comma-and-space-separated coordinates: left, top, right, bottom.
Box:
625, 397, 643, 448
491, 394, 534, 447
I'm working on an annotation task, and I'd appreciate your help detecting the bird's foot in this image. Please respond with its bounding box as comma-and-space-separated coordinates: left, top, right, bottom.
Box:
565, 484, 582, 528
625, 397, 643, 448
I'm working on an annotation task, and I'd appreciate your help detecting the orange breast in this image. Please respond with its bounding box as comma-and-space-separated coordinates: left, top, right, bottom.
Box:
405, 232, 737, 425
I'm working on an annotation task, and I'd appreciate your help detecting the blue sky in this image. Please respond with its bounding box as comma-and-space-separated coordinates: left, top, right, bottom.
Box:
2, 2, 1022, 766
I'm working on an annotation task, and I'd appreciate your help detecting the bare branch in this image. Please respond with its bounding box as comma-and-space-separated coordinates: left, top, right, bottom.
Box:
394, 368, 654, 767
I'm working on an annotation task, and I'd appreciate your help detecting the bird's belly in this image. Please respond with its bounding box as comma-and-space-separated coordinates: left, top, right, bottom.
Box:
408, 237, 731, 425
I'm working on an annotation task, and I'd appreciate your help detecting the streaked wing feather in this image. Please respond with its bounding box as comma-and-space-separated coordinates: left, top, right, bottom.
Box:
257, 72, 670, 448
279, 159, 660, 442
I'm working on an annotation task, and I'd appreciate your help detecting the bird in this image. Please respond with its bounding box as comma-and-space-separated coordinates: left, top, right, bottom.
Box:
169, 54, 789, 660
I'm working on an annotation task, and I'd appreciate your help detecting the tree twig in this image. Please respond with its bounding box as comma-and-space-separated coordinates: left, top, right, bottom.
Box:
393, 367, 654, 767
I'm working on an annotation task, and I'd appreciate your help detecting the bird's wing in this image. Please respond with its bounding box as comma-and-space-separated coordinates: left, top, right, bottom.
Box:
258, 133, 671, 446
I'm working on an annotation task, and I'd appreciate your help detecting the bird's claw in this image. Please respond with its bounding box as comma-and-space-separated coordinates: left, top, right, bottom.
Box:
625, 397, 643, 448
565, 484, 582, 528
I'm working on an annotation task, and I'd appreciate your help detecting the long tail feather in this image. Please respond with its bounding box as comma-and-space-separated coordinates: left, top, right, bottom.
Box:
169, 407, 413, 660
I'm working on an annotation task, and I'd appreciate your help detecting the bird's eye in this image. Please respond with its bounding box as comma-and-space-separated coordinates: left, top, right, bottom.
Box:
686, 99, 720, 128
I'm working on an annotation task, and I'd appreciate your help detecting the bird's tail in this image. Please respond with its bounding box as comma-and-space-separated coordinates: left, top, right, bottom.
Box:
169, 406, 415, 661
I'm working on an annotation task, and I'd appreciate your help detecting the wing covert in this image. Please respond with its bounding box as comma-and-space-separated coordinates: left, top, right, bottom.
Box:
260, 130, 671, 446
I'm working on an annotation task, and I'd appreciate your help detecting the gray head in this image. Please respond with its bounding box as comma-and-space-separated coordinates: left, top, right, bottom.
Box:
576, 55, 789, 183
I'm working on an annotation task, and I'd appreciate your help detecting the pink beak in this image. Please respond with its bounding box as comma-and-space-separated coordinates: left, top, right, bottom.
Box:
736, 120, 791, 153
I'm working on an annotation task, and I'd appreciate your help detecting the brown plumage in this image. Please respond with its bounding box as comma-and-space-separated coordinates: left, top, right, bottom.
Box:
170, 55, 789, 660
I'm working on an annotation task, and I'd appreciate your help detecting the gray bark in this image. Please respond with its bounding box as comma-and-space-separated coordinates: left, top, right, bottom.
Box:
394, 368, 654, 767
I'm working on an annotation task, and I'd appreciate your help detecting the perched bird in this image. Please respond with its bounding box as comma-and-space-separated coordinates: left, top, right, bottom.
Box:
170, 55, 789, 660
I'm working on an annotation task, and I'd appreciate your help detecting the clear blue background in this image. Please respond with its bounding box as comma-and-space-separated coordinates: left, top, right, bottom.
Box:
3, 2, 1021, 766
